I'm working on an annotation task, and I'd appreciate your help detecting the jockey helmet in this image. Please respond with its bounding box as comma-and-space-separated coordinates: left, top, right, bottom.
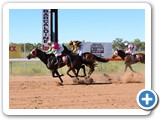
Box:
47, 40, 52, 45
124, 42, 128, 46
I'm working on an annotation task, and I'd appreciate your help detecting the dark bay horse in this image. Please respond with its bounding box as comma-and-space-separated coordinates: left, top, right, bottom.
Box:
27, 48, 66, 84
112, 49, 145, 72
62, 45, 109, 78
62, 45, 96, 78
27, 47, 91, 83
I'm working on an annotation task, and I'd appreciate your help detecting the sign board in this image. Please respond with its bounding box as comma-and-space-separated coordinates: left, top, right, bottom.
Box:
42, 9, 51, 50
81, 42, 112, 58
9, 44, 22, 58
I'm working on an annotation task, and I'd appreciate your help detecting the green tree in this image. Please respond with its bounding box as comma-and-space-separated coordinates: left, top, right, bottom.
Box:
36, 43, 42, 49
132, 39, 142, 51
112, 38, 129, 50
141, 42, 145, 51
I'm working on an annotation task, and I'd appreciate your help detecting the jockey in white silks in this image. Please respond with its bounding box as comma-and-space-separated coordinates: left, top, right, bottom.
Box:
124, 42, 137, 60
77, 42, 85, 56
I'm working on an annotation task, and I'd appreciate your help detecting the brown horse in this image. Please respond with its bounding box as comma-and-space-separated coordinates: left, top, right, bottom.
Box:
62, 45, 109, 78
112, 49, 145, 72
81, 52, 109, 77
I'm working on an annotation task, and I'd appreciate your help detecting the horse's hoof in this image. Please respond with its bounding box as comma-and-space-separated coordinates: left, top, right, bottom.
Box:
72, 78, 78, 84
78, 75, 86, 77
60, 74, 64, 76
56, 82, 63, 86
85, 76, 89, 79
85, 77, 94, 84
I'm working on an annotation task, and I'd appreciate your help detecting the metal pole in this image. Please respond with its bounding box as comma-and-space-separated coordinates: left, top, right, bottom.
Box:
51, 9, 58, 43
24, 43, 26, 75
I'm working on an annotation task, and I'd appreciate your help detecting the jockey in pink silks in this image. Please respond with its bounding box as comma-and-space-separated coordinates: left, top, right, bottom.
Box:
46, 40, 64, 56
46, 40, 64, 65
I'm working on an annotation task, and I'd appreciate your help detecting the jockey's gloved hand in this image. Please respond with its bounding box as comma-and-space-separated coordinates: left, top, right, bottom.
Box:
125, 50, 130, 54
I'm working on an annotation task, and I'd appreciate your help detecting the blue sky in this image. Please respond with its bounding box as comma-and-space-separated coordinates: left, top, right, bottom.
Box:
9, 9, 145, 43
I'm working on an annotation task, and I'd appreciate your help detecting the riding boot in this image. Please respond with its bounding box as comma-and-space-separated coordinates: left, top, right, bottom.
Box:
47, 56, 56, 69
54, 56, 59, 66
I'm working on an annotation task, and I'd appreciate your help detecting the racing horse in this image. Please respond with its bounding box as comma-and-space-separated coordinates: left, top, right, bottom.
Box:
61, 45, 96, 79
62, 45, 109, 78
112, 49, 145, 72
27, 47, 91, 84
27, 48, 65, 84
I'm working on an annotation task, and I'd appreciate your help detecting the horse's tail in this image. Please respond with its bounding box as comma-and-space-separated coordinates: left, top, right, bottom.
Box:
139, 53, 145, 64
94, 55, 109, 62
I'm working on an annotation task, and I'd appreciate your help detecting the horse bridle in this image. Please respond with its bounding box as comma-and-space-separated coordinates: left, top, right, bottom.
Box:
30, 49, 37, 58
114, 51, 118, 56
33, 49, 37, 57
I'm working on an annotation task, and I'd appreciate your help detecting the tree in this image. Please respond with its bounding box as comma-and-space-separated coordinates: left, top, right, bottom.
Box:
132, 39, 142, 51
141, 42, 145, 51
112, 38, 128, 50
37, 43, 42, 49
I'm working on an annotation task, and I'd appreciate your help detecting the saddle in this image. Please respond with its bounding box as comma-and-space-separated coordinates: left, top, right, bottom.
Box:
125, 54, 140, 63
47, 55, 56, 69
46, 54, 67, 69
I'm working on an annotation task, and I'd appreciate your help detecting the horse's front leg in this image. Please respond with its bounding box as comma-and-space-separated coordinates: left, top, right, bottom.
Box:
124, 64, 128, 72
71, 68, 79, 81
129, 65, 136, 73
52, 70, 63, 84
52, 71, 64, 77
87, 65, 94, 78
78, 65, 86, 77
72, 68, 79, 81
67, 67, 76, 78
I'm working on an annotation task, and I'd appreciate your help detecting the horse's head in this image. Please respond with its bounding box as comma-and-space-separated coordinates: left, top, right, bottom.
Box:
112, 49, 126, 60
112, 49, 119, 59
27, 48, 38, 59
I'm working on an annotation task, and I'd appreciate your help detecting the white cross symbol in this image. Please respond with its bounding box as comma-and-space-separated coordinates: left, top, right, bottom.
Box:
142, 93, 153, 105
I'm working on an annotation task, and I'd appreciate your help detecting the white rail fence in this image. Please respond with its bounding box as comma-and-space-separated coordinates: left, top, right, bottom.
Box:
9, 58, 41, 75
9, 58, 40, 62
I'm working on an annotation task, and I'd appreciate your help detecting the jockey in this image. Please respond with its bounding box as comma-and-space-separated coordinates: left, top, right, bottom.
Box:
68, 40, 83, 56
46, 40, 64, 64
124, 42, 137, 60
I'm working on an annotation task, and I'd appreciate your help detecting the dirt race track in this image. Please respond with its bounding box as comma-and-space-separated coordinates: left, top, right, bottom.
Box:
10, 72, 145, 109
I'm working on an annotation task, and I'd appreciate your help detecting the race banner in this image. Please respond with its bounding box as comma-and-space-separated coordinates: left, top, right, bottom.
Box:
42, 9, 51, 50
81, 42, 112, 58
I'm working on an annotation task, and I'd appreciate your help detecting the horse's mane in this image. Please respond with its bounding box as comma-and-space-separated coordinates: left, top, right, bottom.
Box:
35, 48, 55, 64
36, 48, 51, 57
118, 49, 125, 53
114, 48, 125, 54
62, 44, 72, 54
